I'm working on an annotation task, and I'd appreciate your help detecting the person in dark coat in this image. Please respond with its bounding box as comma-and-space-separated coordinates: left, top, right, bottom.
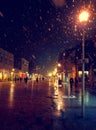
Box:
36, 77, 39, 83
70, 77, 74, 94
58, 78, 62, 86
24, 77, 28, 84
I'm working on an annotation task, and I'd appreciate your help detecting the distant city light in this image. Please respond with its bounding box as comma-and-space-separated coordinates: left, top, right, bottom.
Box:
48, 73, 52, 77
57, 63, 61, 67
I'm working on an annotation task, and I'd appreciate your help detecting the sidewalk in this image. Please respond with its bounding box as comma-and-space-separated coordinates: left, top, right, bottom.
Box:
87, 86, 96, 94
51, 85, 96, 130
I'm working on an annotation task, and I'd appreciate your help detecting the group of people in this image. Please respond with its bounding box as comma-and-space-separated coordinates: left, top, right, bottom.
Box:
15, 77, 28, 84
17, 76, 44, 84
35, 77, 45, 83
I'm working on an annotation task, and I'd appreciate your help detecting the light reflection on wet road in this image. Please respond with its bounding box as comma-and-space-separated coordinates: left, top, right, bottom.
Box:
0, 80, 96, 129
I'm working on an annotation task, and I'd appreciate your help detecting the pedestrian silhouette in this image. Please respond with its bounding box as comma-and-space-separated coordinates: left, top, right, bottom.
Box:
24, 77, 28, 84
70, 77, 74, 94
20, 77, 22, 82
58, 78, 62, 87
36, 77, 39, 83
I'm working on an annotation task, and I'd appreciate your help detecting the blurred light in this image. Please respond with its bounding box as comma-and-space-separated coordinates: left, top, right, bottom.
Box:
58, 63, 61, 67
79, 10, 89, 22
54, 68, 57, 72
48, 73, 52, 77
58, 74, 61, 78
11, 72, 14, 75
12, 68, 15, 72
9, 82, 15, 108
4, 73, 7, 79
53, 71, 56, 76
78, 71, 89, 76
0, 72, 2, 79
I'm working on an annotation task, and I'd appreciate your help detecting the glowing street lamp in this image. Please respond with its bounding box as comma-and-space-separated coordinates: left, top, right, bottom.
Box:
79, 10, 89, 23
79, 10, 89, 118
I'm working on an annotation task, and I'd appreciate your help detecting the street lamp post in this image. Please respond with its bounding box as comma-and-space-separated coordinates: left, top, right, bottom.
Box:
79, 10, 89, 118
82, 29, 85, 118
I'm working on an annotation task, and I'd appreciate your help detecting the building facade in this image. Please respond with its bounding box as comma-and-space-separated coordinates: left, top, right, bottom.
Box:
58, 40, 96, 86
0, 48, 14, 81
14, 57, 29, 79
0, 48, 30, 81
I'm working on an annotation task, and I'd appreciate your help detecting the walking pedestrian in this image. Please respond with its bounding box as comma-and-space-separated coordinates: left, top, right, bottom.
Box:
24, 77, 28, 84
36, 77, 39, 83
70, 77, 74, 94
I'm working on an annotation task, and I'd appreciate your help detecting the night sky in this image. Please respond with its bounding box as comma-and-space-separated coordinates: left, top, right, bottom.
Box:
0, 0, 96, 75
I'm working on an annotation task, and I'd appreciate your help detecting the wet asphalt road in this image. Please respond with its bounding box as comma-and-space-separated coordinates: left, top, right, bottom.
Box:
0, 80, 96, 130
0, 80, 55, 130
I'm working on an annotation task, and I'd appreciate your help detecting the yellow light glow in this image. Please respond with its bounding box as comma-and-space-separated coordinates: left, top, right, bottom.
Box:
54, 68, 57, 72
79, 10, 89, 22
0, 73, 2, 79
48, 73, 52, 77
58, 74, 61, 78
4, 74, 7, 79
53, 68, 57, 76
53, 71, 56, 76
78, 71, 89, 76
11, 72, 14, 75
